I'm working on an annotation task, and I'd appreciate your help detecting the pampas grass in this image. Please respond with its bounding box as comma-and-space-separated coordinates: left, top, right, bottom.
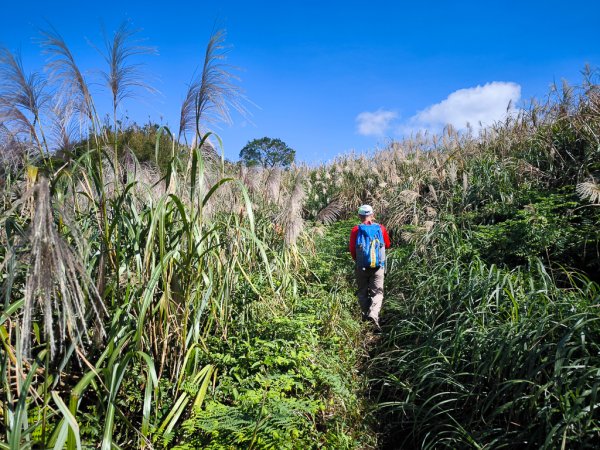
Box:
178, 29, 248, 143
40, 26, 98, 132
316, 198, 343, 225
577, 180, 600, 204
0, 48, 49, 158
264, 167, 282, 204
101, 20, 156, 123
20, 177, 106, 358
277, 172, 305, 245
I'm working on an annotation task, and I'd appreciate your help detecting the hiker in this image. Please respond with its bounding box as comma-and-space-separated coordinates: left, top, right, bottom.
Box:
349, 204, 391, 330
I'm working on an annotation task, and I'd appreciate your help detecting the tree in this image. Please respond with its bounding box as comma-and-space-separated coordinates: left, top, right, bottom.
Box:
239, 137, 295, 168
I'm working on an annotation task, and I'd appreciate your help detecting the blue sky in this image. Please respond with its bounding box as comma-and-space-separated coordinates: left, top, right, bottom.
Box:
2, 0, 599, 163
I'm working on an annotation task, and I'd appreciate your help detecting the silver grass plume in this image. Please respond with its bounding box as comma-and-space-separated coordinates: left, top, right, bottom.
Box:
178, 29, 248, 143
388, 161, 400, 185
425, 206, 437, 218
428, 184, 438, 203
399, 189, 420, 204
447, 162, 458, 185
49, 102, 77, 153
40, 27, 97, 129
576, 181, 600, 204
0, 48, 48, 121
277, 173, 305, 246
401, 230, 417, 244
239, 164, 247, 180
0, 47, 49, 152
0, 97, 37, 139
242, 165, 261, 194
100, 20, 157, 121
0, 124, 29, 171
21, 177, 106, 358
316, 198, 342, 225
264, 167, 282, 204
463, 171, 469, 193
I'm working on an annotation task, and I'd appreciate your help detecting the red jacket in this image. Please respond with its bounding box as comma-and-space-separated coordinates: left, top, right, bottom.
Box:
349, 221, 391, 260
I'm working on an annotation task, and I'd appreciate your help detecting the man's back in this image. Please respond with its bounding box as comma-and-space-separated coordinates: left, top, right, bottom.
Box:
349, 205, 391, 329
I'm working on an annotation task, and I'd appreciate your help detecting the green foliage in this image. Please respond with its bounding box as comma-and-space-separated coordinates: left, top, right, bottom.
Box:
119, 122, 177, 172
167, 248, 372, 448
364, 129, 600, 448
239, 137, 295, 168
471, 191, 600, 272
372, 248, 600, 448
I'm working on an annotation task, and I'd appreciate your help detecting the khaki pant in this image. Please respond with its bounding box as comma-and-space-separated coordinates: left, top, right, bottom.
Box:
356, 267, 384, 323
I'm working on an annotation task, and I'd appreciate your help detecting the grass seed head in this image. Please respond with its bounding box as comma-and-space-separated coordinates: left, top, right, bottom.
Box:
20, 177, 106, 359
576, 181, 600, 204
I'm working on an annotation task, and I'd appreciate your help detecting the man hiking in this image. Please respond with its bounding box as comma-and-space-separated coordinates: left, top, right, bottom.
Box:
349, 204, 391, 331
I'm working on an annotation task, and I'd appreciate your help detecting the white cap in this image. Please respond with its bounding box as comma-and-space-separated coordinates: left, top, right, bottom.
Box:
358, 204, 374, 216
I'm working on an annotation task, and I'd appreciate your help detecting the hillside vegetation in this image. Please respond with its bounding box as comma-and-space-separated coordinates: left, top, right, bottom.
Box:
1, 24, 600, 449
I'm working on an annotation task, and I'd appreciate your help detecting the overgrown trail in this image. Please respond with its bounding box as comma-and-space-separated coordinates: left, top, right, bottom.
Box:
309, 219, 385, 448
160, 219, 382, 449
3, 23, 600, 449
313, 219, 422, 450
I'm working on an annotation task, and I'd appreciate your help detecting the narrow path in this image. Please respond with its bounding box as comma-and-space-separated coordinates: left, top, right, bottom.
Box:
311, 219, 384, 448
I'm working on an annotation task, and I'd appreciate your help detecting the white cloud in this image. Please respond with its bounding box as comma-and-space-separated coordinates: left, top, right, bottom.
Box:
401, 82, 521, 135
356, 109, 398, 137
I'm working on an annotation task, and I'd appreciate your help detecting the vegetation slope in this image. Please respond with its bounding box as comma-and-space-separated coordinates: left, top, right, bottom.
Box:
1, 23, 600, 450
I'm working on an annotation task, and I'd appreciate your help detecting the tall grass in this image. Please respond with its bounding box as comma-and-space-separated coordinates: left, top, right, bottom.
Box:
0, 124, 265, 449
357, 74, 599, 448
371, 235, 600, 448
291, 70, 600, 448
0, 23, 375, 449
